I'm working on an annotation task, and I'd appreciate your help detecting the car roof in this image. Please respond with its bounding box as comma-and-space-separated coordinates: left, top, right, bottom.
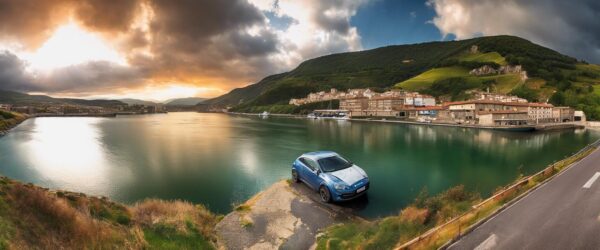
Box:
300, 151, 339, 161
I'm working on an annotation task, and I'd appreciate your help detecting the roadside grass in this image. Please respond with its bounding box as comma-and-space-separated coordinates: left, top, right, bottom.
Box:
456, 52, 507, 65
316, 186, 479, 250
403, 145, 597, 249
317, 144, 598, 250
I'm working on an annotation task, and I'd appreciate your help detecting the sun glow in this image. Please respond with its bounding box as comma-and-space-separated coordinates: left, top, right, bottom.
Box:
23, 23, 126, 71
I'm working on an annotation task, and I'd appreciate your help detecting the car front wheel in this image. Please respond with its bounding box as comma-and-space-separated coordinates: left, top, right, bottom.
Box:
292, 169, 299, 183
319, 186, 331, 203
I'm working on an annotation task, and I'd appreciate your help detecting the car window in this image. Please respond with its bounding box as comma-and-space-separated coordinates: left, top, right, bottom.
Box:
299, 157, 318, 171
318, 155, 352, 172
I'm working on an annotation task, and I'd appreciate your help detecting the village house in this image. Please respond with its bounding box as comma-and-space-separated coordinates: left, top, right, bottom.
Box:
395, 106, 446, 121
445, 100, 554, 124
473, 91, 527, 103
574, 110, 586, 122
527, 103, 554, 124
365, 97, 404, 117
552, 106, 575, 123
404, 94, 436, 106
478, 111, 529, 126
339, 97, 369, 117
290, 88, 376, 106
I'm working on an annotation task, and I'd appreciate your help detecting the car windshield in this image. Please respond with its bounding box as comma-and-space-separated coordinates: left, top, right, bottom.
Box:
318, 155, 352, 172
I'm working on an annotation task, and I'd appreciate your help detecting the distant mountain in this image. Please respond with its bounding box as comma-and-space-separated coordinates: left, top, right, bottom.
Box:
205, 35, 600, 119
0, 90, 126, 107
165, 97, 206, 106
118, 98, 158, 106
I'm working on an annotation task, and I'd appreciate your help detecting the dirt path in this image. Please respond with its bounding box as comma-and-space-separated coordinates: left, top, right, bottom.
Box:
216, 180, 365, 250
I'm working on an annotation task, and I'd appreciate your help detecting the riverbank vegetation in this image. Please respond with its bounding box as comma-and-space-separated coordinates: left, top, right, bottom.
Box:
0, 176, 220, 249
0, 111, 26, 133
315, 186, 480, 249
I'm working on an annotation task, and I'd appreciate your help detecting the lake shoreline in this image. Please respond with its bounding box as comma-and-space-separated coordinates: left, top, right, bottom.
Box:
0, 113, 29, 137
225, 111, 586, 132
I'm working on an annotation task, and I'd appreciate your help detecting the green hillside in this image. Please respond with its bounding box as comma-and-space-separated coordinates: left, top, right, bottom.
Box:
0, 90, 127, 108
396, 67, 471, 91
456, 52, 507, 65
205, 35, 600, 120
395, 65, 523, 101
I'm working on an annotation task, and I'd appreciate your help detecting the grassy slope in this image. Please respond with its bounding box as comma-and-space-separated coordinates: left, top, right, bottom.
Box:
0, 176, 219, 249
396, 67, 471, 91
457, 52, 507, 65
395, 65, 522, 101
395, 51, 522, 99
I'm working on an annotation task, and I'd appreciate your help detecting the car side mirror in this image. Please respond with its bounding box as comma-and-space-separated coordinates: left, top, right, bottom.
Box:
316, 169, 321, 175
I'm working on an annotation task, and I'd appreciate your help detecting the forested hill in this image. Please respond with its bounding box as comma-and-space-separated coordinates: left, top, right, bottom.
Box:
0, 90, 126, 107
203, 35, 600, 119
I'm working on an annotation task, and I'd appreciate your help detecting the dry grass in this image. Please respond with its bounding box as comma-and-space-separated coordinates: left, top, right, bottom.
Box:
0, 177, 222, 249
399, 206, 429, 225
1, 180, 139, 249
132, 199, 218, 243
403, 146, 598, 249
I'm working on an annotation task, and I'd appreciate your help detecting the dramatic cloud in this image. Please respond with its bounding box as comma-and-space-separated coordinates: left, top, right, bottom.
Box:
0, 0, 369, 98
36, 62, 146, 94
428, 0, 600, 63
0, 51, 35, 92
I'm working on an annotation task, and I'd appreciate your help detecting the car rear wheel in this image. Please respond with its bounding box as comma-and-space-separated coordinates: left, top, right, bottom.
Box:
291, 169, 299, 183
319, 186, 331, 203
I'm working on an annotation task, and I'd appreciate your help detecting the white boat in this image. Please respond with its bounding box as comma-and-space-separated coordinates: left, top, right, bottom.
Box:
307, 113, 318, 119
259, 111, 270, 117
333, 114, 350, 120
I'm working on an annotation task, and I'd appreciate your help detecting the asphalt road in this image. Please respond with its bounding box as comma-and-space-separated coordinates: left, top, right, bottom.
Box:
449, 147, 600, 250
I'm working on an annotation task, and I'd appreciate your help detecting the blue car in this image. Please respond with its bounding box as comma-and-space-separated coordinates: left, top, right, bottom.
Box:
291, 151, 369, 203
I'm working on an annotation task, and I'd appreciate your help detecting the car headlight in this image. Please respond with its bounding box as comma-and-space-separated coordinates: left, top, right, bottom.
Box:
333, 183, 349, 191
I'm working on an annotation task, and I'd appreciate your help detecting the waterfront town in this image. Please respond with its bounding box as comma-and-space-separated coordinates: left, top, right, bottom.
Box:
290, 88, 585, 127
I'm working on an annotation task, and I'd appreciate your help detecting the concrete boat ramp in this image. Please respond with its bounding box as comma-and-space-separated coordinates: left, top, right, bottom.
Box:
216, 180, 367, 250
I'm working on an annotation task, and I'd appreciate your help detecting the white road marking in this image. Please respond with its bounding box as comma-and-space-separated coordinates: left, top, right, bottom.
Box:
474, 234, 497, 250
582, 172, 600, 189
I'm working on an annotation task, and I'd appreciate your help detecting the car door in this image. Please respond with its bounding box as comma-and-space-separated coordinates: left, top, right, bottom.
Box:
299, 158, 321, 189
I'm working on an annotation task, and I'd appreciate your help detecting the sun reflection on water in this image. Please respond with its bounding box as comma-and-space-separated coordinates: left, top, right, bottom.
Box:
22, 118, 113, 193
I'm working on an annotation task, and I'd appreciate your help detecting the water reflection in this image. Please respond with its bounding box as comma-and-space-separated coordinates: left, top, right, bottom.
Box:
21, 118, 118, 195
0, 113, 597, 218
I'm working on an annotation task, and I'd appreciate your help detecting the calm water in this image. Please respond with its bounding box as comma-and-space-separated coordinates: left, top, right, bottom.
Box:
0, 113, 598, 218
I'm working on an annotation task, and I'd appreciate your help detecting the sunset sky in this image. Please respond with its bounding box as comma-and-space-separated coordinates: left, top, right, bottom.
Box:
0, 0, 598, 101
